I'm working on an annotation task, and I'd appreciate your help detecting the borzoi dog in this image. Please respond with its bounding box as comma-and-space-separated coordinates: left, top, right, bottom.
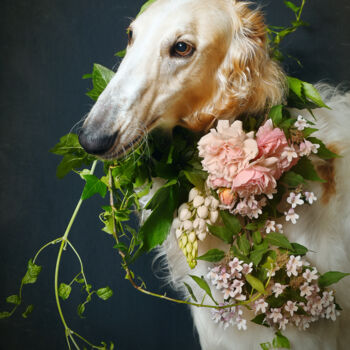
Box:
79, 0, 350, 349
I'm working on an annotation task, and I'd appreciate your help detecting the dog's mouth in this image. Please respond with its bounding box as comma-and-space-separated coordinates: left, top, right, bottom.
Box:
99, 117, 160, 160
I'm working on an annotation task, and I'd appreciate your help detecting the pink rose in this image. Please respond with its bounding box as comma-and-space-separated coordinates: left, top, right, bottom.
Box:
256, 119, 288, 158
198, 120, 258, 187
232, 165, 277, 197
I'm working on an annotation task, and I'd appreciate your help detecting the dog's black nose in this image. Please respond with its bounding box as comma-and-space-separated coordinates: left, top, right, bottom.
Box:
78, 129, 118, 155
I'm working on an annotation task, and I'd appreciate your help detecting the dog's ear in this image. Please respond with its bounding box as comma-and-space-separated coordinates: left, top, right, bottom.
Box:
210, 2, 286, 120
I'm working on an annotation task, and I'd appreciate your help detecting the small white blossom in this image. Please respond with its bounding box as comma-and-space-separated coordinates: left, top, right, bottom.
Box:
197, 231, 207, 241
282, 146, 298, 162
210, 198, 220, 210
285, 301, 298, 317
193, 218, 206, 231
311, 143, 320, 154
287, 192, 304, 208
268, 308, 283, 323
236, 317, 247, 331
285, 208, 300, 224
279, 317, 289, 330
294, 115, 308, 131
188, 188, 199, 202
286, 255, 303, 277
303, 268, 318, 283
272, 283, 287, 297
182, 220, 193, 231
265, 220, 276, 233
188, 231, 196, 243
321, 291, 334, 307
197, 205, 208, 219
276, 224, 283, 233
209, 210, 219, 223
300, 282, 314, 297
193, 195, 205, 208
254, 299, 268, 314
304, 191, 317, 204
242, 263, 253, 275
179, 207, 191, 221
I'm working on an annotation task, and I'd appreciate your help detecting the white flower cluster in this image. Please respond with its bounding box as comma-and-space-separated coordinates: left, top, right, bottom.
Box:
253, 255, 340, 331
211, 303, 247, 330
174, 188, 219, 268
284, 191, 317, 225
207, 258, 253, 330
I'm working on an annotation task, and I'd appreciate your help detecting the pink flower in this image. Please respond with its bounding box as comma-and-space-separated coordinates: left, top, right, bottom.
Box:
256, 119, 288, 158
219, 188, 236, 207
232, 165, 277, 197
198, 120, 258, 188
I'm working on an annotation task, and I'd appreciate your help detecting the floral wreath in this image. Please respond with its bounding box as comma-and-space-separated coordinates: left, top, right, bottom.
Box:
1, 1, 349, 350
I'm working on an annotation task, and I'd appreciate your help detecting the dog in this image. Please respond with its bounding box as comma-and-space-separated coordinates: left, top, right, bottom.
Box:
79, 0, 350, 349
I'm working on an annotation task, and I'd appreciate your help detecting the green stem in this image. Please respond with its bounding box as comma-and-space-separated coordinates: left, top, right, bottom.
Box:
297, 0, 306, 21
33, 238, 62, 264
54, 160, 98, 343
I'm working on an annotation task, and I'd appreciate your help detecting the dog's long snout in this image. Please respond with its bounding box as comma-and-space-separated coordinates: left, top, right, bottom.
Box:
78, 128, 118, 155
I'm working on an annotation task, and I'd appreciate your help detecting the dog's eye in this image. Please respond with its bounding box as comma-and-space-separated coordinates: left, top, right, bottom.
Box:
171, 41, 194, 57
127, 29, 133, 44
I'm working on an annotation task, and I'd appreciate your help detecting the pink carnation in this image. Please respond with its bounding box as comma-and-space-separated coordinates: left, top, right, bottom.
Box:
198, 120, 258, 188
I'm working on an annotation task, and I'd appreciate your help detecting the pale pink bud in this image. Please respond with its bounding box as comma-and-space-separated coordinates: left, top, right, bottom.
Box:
219, 188, 236, 206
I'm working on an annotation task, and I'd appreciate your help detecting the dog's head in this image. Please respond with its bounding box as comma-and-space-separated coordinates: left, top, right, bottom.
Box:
79, 0, 285, 159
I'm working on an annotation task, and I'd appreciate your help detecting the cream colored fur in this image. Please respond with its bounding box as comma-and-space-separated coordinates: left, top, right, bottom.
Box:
82, 0, 350, 348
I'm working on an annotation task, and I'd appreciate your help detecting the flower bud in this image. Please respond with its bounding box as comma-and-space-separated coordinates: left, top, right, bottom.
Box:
193, 195, 205, 208
197, 205, 208, 219
175, 228, 182, 239
172, 217, 181, 230
181, 235, 188, 246
179, 208, 191, 221
219, 188, 236, 206
178, 202, 189, 214
210, 198, 220, 210
209, 210, 219, 223
193, 240, 198, 251
183, 220, 193, 231
188, 188, 199, 202
204, 197, 212, 207
188, 231, 196, 243
186, 242, 193, 253
197, 232, 206, 241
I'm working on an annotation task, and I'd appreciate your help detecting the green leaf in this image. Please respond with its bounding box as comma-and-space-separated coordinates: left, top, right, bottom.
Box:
245, 223, 257, 230
196, 249, 226, 262
284, 0, 299, 13
77, 303, 86, 318
81, 174, 108, 200
137, 0, 157, 16
22, 305, 34, 319
303, 127, 318, 138
115, 49, 126, 58
265, 233, 293, 250
251, 313, 269, 327
318, 271, 350, 288
58, 283, 72, 300
280, 171, 305, 187
183, 170, 207, 192
145, 179, 177, 210
250, 248, 268, 266
291, 242, 308, 255
252, 231, 262, 245
6, 295, 20, 305
238, 233, 250, 256
231, 245, 250, 263
288, 76, 303, 100
307, 137, 340, 159
189, 275, 217, 305
0, 311, 11, 319
302, 82, 329, 109
207, 224, 234, 244
260, 343, 272, 350
96, 287, 114, 301
220, 211, 241, 235
272, 331, 291, 349
22, 259, 42, 285
140, 181, 179, 251
269, 105, 283, 125
292, 157, 326, 182
56, 155, 84, 179
183, 282, 198, 302
50, 133, 82, 156
245, 274, 266, 294
86, 64, 115, 101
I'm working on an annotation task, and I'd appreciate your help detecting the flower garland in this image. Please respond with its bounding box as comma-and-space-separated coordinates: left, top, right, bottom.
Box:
171, 115, 344, 340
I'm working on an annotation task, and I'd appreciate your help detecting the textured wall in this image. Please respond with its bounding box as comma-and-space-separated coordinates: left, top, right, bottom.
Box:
0, 1, 349, 349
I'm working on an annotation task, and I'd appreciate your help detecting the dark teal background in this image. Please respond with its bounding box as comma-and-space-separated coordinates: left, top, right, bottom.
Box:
0, 1, 349, 349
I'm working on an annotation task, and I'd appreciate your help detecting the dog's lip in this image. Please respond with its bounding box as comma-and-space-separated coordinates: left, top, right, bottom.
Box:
100, 117, 160, 160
